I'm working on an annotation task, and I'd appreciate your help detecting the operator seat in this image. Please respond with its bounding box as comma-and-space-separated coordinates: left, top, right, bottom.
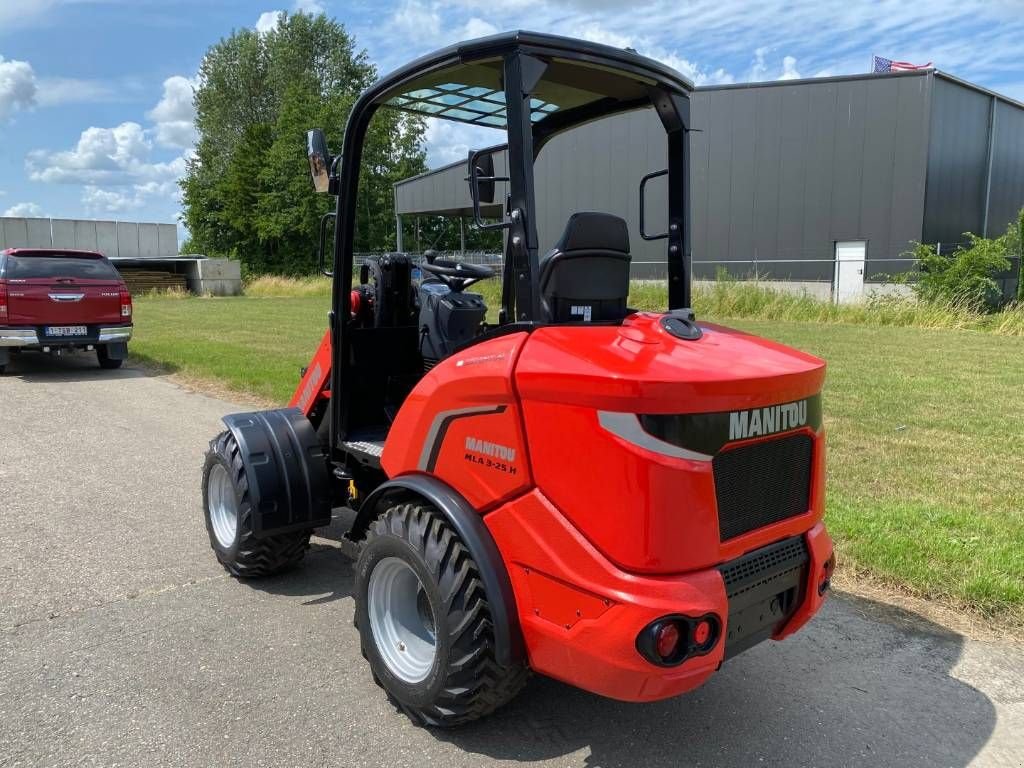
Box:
539, 212, 631, 323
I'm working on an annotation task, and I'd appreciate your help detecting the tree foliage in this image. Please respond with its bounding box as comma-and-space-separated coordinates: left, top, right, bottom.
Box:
182, 13, 427, 274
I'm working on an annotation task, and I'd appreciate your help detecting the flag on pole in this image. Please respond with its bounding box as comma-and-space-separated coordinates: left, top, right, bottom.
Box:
872, 55, 933, 73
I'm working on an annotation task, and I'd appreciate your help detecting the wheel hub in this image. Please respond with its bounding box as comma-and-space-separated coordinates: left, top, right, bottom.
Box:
367, 557, 438, 683
207, 463, 238, 548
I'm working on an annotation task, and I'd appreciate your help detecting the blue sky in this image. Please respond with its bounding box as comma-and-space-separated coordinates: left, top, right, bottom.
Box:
2, 0, 1023, 244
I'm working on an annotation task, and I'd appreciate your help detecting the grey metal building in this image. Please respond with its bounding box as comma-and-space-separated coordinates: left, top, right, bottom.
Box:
394, 68, 1024, 297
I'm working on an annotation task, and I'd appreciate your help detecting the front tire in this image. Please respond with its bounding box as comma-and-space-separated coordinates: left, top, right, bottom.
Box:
355, 502, 528, 727
202, 430, 311, 577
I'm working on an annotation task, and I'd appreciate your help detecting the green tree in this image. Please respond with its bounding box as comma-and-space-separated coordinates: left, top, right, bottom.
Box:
182, 12, 426, 274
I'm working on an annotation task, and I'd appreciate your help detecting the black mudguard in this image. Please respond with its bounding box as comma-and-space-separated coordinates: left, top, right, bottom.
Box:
221, 408, 332, 537
351, 473, 525, 668
103, 341, 129, 360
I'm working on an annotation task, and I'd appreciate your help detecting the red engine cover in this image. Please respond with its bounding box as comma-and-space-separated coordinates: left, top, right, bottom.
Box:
514, 314, 827, 573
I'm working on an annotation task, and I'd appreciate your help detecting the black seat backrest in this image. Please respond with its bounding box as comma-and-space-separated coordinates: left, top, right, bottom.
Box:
539, 212, 631, 323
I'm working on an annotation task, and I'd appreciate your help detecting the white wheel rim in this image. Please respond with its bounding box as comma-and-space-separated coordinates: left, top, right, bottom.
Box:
367, 557, 437, 683
208, 463, 238, 548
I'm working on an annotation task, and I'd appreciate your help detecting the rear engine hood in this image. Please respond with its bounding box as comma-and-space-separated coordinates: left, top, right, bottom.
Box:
515, 313, 825, 413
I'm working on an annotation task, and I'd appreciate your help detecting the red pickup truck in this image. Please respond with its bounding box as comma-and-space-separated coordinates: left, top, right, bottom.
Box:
0, 248, 133, 373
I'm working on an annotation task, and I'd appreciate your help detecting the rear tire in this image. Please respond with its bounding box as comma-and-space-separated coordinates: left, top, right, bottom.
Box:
355, 502, 528, 727
97, 345, 123, 369
202, 430, 312, 577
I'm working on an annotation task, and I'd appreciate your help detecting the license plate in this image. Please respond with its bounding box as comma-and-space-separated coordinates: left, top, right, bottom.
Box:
45, 325, 88, 337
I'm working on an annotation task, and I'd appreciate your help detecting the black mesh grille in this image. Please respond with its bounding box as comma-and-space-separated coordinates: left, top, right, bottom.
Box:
720, 536, 809, 598
713, 434, 813, 541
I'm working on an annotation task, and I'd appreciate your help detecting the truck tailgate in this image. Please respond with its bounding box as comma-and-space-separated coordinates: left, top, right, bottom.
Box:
6, 278, 124, 325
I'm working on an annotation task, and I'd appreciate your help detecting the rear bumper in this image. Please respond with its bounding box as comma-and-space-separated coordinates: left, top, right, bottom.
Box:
486, 490, 834, 702
0, 325, 132, 347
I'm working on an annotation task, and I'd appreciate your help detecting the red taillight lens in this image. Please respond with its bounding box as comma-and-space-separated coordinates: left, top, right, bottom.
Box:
655, 623, 680, 659
0, 279, 7, 321
120, 286, 132, 318
637, 614, 720, 667
693, 619, 712, 647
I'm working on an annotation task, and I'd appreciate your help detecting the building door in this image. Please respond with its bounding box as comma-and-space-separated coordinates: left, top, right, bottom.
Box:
833, 241, 866, 303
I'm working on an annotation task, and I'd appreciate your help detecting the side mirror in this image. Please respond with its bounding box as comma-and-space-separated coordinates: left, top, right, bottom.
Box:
307, 129, 332, 194
468, 150, 496, 204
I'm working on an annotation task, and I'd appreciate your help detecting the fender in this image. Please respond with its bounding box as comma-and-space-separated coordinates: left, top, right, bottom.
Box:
352, 473, 525, 667
221, 408, 333, 537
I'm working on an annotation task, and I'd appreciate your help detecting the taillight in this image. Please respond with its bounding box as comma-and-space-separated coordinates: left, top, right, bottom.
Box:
0, 279, 7, 321
636, 614, 720, 667
120, 285, 132, 318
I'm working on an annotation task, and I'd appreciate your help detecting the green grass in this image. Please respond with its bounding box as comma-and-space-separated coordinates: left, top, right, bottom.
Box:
133, 283, 1024, 622
242, 274, 1024, 334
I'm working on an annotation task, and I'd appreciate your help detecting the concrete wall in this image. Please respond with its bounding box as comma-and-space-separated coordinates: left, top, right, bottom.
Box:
0, 217, 178, 258
184, 258, 242, 296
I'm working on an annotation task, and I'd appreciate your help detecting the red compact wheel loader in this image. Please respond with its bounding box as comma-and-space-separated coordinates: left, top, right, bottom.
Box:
201, 31, 836, 727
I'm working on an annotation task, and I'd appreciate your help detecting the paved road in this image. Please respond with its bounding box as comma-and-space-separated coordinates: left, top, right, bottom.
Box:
1, 353, 1021, 768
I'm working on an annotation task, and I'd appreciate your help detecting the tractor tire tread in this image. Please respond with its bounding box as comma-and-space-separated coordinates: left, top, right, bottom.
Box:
359, 502, 529, 727
203, 430, 311, 578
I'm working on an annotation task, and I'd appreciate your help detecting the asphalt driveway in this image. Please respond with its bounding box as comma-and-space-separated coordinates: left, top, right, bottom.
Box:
0, 353, 1021, 768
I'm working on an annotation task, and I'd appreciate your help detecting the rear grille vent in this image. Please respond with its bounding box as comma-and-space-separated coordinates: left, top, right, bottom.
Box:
713, 433, 813, 541
720, 536, 808, 598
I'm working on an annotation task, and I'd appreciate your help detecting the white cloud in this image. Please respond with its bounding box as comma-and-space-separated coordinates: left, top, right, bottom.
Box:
82, 186, 144, 214
462, 17, 498, 38
3, 202, 44, 218
0, 55, 37, 121
389, 0, 442, 40
256, 10, 284, 35
576, 23, 734, 86
147, 75, 197, 150
26, 121, 186, 187
779, 55, 801, 80
422, 117, 496, 167
749, 47, 803, 81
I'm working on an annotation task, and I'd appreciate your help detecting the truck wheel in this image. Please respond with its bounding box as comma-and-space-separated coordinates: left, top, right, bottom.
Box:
202, 430, 312, 577
97, 346, 123, 369
355, 502, 528, 727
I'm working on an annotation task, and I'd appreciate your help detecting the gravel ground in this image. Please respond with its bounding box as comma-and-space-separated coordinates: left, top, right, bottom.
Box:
0, 352, 1021, 768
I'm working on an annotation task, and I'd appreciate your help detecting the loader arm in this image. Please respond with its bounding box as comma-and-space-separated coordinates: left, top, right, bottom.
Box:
289, 328, 332, 417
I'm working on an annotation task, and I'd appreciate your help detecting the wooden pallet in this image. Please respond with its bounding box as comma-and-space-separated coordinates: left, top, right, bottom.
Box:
117, 269, 189, 295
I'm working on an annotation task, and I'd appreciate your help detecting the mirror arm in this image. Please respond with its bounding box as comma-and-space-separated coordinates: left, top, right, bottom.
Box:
327, 154, 341, 196
319, 212, 336, 277
639, 168, 669, 241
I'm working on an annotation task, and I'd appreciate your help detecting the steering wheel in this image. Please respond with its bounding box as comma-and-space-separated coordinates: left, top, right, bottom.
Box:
420, 257, 495, 291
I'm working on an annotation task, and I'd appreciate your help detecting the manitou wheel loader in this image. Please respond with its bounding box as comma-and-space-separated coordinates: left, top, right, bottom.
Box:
201, 31, 836, 727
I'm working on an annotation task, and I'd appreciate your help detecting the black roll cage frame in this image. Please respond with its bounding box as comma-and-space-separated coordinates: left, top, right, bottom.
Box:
326, 31, 694, 449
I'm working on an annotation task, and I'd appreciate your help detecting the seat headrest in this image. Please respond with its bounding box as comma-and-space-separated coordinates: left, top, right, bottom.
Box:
554, 212, 630, 254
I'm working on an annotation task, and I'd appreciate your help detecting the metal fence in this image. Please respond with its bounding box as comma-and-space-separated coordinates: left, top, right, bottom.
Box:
354, 245, 1021, 301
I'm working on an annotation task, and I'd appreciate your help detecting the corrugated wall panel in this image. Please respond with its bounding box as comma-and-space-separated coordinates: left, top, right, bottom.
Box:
888, 75, 932, 273
27, 218, 51, 248
830, 80, 868, 242
96, 221, 118, 256
923, 76, 990, 243
51, 219, 77, 249
395, 74, 937, 282
859, 77, 900, 277
988, 100, 1024, 236
799, 82, 838, 279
